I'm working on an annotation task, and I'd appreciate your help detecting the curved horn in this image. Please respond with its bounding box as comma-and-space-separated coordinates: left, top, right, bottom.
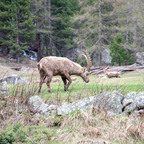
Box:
82, 50, 91, 72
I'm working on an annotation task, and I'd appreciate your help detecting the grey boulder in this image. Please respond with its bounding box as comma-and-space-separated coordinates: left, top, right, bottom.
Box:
0, 74, 29, 84
28, 95, 57, 116
123, 92, 144, 113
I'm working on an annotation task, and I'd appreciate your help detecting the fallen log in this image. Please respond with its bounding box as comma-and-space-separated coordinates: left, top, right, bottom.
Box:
91, 70, 105, 75
91, 64, 144, 75
91, 66, 107, 71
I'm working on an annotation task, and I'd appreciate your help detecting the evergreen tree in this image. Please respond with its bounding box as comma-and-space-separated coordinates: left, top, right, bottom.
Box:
31, 0, 53, 60
52, 0, 79, 55
31, 0, 79, 58
0, 0, 34, 59
110, 35, 134, 66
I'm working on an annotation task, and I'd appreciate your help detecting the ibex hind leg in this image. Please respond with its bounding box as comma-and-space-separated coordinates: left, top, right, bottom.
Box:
38, 75, 46, 94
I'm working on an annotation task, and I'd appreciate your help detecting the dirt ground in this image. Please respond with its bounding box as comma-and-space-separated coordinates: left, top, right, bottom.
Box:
0, 57, 38, 77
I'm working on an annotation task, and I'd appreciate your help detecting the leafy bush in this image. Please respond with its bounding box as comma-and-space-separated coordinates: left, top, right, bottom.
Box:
87, 0, 95, 5
0, 123, 56, 144
101, 2, 114, 13
110, 35, 135, 66
0, 123, 27, 144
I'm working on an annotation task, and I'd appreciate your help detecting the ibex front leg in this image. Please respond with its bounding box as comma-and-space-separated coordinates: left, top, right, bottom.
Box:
64, 73, 72, 91
61, 76, 67, 91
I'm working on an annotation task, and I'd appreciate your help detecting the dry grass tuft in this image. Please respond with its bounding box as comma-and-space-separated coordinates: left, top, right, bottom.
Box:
126, 121, 144, 139
51, 110, 144, 143
83, 126, 101, 137
1, 93, 144, 144
0, 63, 144, 143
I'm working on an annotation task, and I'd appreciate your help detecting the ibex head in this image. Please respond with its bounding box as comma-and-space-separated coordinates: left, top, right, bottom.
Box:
81, 50, 92, 83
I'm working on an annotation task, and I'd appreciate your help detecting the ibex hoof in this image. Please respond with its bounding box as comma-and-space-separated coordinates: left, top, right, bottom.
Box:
64, 88, 68, 91
48, 90, 52, 93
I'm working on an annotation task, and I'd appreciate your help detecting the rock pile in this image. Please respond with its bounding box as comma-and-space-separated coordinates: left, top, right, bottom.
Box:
28, 91, 144, 116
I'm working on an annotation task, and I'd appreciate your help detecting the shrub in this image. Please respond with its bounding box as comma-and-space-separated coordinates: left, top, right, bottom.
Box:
110, 35, 135, 66
0, 123, 27, 144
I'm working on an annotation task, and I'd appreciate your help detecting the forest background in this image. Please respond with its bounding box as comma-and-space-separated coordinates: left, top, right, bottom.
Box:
0, 0, 144, 66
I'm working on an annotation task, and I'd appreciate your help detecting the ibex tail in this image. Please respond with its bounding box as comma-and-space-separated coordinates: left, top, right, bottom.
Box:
37, 63, 42, 71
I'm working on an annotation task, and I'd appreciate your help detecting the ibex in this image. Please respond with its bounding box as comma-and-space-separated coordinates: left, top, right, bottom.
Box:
105, 68, 121, 78
37, 51, 91, 93
106, 71, 121, 78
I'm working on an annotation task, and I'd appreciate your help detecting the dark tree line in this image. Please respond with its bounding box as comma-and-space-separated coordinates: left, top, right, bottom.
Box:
0, 0, 144, 65
0, 0, 34, 59
0, 0, 79, 61
72, 0, 144, 66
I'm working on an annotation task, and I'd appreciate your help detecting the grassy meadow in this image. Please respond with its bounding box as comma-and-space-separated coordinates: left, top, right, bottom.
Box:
8, 70, 144, 104
38, 73, 144, 104
0, 64, 144, 144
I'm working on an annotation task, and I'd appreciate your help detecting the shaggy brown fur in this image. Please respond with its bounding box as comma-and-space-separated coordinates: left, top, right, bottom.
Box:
37, 51, 91, 93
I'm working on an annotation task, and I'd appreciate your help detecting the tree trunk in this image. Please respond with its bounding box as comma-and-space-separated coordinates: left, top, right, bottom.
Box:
37, 34, 41, 61
48, 0, 52, 55
40, 34, 44, 59
15, 6, 20, 62
126, 10, 129, 46
98, 0, 102, 66
125, 0, 130, 47
48, 0, 56, 56
35, 0, 43, 60
133, 0, 137, 47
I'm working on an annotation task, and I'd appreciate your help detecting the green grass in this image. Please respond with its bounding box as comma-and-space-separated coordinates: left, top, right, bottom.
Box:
8, 73, 144, 104
39, 83, 144, 102
34, 74, 144, 103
